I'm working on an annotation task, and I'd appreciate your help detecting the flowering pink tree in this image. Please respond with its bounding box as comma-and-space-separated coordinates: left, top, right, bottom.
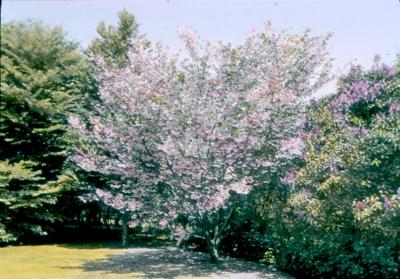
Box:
69, 23, 331, 259
69, 40, 177, 246
157, 24, 331, 262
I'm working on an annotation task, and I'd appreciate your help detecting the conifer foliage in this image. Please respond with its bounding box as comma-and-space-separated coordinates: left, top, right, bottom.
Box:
0, 21, 90, 242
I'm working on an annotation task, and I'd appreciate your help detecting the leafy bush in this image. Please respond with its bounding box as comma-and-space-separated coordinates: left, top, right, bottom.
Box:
256, 58, 400, 278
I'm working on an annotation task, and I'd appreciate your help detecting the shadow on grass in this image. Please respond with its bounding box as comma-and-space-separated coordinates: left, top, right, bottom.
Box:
57, 241, 123, 250
57, 236, 175, 250
63, 247, 288, 278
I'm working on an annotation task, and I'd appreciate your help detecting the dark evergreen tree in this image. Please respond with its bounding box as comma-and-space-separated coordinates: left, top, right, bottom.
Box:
0, 21, 92, 243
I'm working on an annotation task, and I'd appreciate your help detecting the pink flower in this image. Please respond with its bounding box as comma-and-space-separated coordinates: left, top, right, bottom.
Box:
230, 178, 252, 195
355, 201, 365, 210
186, 142, 198, 155
159, 137, 179, 156
261, 160, 274, 168
174, 226, 186, 238
310, 127, 320, 136
302, 189, 311, 197
295, 211, 306, 217
159, 219, 169, 228
280, 169, 296, 186
246, 90, 266, 101
68, 115, 80, 128
279, 137, 304, 157
384, 196, 393, 210
389, 101, 400, 115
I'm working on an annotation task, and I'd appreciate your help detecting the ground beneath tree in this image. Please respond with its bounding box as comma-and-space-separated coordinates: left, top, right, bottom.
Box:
0, 243, 293, 279
81, 246, 292, 279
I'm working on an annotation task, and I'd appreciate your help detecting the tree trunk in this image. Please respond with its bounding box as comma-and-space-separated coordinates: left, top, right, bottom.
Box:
177, 237, 186, 248
121, 213, 130, 247
202, 205, 236, 264
206, 237, 220, 264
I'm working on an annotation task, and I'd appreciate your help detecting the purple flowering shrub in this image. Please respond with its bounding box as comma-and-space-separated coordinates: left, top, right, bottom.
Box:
258, 58, 400, 278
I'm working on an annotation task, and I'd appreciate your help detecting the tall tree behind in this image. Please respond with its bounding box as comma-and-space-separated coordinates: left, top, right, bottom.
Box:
0, 21, 91, 243
83, 10, 141, 247
89, 9, 139, 67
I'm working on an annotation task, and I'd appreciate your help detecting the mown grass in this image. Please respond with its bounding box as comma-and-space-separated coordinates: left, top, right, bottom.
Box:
0, 241, 290, 279
0, 242, 140, 279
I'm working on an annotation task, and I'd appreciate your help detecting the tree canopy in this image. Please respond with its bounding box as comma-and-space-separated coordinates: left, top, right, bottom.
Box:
1, 11, 398, 278
0, 21, 91, 242
69, 23, 332, 262
89, 9, 140, 67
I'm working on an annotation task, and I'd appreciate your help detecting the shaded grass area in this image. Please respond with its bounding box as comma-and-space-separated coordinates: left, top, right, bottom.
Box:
0, 242, 291, 279
80, 246, 291, 279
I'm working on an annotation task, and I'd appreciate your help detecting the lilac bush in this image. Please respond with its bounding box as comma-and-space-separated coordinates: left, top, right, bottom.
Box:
264, 58, 400, 278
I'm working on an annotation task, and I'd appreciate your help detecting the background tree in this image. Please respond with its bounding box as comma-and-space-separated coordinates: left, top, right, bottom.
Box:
88, 9, 140, 67
0, 21, 92, 243
74, 10, 143, 247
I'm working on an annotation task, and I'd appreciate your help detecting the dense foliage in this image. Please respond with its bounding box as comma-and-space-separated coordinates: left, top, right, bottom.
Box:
0, 21, 92, 242
256, 58, 400, 278
69, 24, 331, 262
1, 11, 399, 278
89, 9, 140, 67
74, 9, 142, 247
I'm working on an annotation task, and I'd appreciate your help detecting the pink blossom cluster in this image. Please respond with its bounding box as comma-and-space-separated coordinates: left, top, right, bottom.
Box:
69, 24, 332, 227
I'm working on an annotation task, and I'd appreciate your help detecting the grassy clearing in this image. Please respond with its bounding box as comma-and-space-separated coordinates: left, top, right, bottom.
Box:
0, 242, 291, 279
0, 243, 139, 279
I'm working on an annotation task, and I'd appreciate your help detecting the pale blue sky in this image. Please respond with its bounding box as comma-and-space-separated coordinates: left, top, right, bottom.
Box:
2, 0, 400, 95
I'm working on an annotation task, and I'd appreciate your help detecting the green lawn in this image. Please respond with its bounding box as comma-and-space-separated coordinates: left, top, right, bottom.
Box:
0, 243, 139, 279
0, 242, 291, 279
